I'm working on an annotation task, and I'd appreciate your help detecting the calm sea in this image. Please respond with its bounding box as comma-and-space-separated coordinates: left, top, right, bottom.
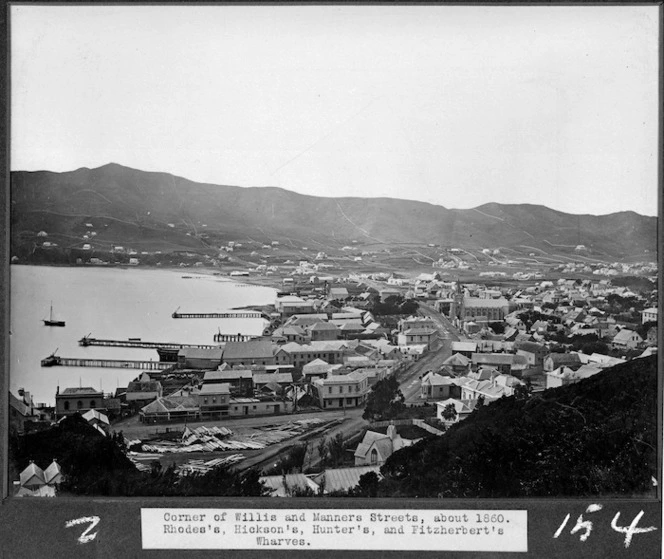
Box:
9, 265, 276, 406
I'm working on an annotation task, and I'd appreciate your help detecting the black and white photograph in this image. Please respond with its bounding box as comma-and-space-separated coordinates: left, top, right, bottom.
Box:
5, 1, 660, 533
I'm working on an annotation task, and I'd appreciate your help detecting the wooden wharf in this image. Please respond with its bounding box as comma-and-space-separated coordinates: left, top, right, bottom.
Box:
213, 333, 260, 343
78, 336, 220, 350
172, 310, 263, 319
41, 355, 171, 370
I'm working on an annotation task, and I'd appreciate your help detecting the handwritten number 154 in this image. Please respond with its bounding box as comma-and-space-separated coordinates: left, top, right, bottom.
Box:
553, 505, 657, 548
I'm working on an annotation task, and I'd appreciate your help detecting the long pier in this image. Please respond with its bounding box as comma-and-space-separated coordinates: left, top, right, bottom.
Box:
41, 355, 172, 370
213, 333, 260, 343
172, 311, 264, 319
79, 336, 220, 350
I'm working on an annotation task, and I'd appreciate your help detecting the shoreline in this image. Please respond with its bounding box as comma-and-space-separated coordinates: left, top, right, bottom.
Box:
10, 261, 289, 291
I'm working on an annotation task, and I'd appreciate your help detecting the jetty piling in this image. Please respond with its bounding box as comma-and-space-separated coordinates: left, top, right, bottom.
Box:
41, 355, 172, 370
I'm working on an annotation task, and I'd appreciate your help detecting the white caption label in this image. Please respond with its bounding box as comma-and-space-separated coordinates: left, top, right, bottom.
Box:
141, 508, 527, 552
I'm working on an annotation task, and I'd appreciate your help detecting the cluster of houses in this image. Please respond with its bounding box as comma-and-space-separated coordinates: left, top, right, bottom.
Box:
407, 276, 658, 353
407, 276, 658, 427
44, 295, 441, 424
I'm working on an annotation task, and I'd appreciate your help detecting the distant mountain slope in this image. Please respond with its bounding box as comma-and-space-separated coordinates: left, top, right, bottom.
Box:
10, 163, 657, 257
378, 355, 658, 498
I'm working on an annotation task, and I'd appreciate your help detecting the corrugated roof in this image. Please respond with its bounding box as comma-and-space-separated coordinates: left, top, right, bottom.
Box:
315, 466, 382, 493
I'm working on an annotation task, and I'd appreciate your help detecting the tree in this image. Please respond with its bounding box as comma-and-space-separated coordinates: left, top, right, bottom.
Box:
476, 395, 485, 408
355, 471, 380, 497
327, 434, 346, 467
317, 437, 328, 466
514, 383, 531, 400
363, 374, 406, 421
441, 403, 458, 422
489, 322, 505, 334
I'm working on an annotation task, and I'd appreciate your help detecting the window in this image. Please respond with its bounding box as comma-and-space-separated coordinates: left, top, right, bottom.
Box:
64, 401, 70, 411
328, 387, 332, 394
90, 400, 96, 409
77, 400, 83, 410
370, 449, 378, 464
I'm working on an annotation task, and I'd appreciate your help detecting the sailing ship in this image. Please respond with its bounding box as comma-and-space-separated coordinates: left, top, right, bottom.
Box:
43, 303, 65, 327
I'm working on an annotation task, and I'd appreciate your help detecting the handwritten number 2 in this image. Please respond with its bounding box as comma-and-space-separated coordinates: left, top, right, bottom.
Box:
65, 516, 100, 544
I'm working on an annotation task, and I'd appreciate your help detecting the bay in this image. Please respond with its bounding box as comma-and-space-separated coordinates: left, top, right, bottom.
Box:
9, 265, 276, 406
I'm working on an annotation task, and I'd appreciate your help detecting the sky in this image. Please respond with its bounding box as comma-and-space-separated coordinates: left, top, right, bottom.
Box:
10, 5, 659, 216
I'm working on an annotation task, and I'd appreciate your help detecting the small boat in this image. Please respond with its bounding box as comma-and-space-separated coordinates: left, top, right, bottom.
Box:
43, 302, 65, 327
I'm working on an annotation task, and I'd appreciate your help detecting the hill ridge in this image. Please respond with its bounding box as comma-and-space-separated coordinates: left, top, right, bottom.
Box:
10, 164, 657, 258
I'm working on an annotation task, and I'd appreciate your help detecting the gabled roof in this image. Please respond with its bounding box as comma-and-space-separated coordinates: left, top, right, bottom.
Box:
472, 353, 516, 365
339, 322, 365, 331
82, 409, 110, 425
43, 460, 63, 485
127, 380, 162, 393
198, 383, 230, 395
141, 396, 200, 414
514, 341, 546, 353
204, 369, 252, 381
354, 430, 389, 457
309, 322, 338, 331
253, 373, 293, 384
613, 329, 642, 343
178, 347, 224, 359
436, 398, 475, 414
279, 341, 348, 354
451, 341, 478, 352
315, 370, 370, 385
9, 392, 37, 418
302, 358, 330, 372
404, 328, 435, 336
20, 462, 45, 487
546, 353, 582, 366
443, 353, 471, 367
223, 340, 274, 360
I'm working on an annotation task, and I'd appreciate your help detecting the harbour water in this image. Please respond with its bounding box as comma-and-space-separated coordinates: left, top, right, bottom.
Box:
9, 265, 276, 406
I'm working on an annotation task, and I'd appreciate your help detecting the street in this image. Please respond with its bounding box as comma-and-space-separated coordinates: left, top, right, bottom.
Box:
397, 302, 461, 405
